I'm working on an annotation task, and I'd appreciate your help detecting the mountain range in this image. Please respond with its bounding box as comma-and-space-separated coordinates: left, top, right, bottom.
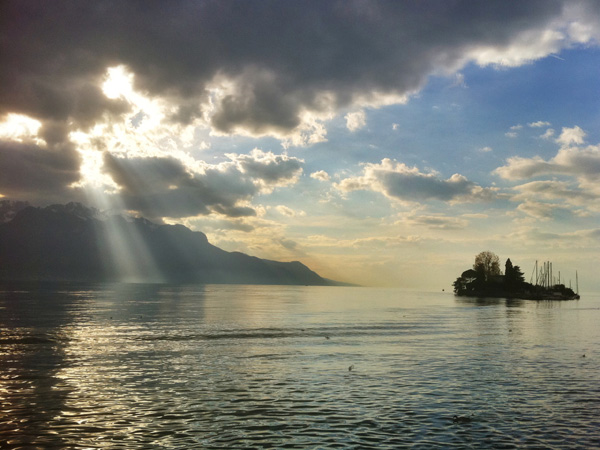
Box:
0, 201, 338, 286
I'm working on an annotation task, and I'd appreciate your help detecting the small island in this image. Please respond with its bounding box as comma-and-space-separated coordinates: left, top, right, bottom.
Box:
453, 251, 580, 300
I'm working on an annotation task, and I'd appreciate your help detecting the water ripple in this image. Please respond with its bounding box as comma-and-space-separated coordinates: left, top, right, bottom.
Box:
1, 285, 599, 448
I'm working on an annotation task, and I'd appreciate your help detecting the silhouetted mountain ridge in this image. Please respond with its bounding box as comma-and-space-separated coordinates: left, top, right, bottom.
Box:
0, 201, 338, 285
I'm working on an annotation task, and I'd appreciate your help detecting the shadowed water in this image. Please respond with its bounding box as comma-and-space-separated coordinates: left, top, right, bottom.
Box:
1, 283, 599, 449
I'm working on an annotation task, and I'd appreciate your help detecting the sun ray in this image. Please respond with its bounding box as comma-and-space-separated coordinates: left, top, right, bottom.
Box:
84, 184, 164, 283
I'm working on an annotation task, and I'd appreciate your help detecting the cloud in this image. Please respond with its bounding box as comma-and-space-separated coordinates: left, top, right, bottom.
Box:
516, 201, 583, 220
404, 214, 469, 230
495, 156, 555, 179
505, 226, 600, 250
0, 113, 45, 145
462, 213, 489, 219
451, 73, 467, 88
495, 136, 600, 183
556, 125, 586, 146
178, 215, 257, 234
497, 133, 600, 218
103, 154, 254, 219
2, 0, 599, 147
305, 234, 425, 249
336, 158, 497, 204
278, 238, 299, 251
102, 148, 303, 219
512, 180, 598, 205
479, 146, 493, 153
0, 139, 82, 204
345, 110, 366, 132
528, 120, 551, 128
540, 128, 555, 139
275, 205, 298, 217
505, 124, 523, 138
2, 1, 600, 214
310, 170, 330, 181
227, 149, 304, 191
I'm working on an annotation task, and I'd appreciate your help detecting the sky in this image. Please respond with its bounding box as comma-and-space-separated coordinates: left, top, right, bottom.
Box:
1, 0, 600, 291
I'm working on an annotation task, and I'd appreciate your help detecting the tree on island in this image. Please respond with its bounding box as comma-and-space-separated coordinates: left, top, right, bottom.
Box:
473, 250, 501, 280
454, 251, 508, 295
504, 258, 525, 290
452, 251, 501, 294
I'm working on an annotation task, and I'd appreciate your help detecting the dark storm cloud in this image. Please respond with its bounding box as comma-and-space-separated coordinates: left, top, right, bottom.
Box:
103, 154, 258, 219
3, 0, 595, 136
102, 150, 303, 219
0, 140, 83, 204
2, 0, 599, 208
104, 155, 193, 195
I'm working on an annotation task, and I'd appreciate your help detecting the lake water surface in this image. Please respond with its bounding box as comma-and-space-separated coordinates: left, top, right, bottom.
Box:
1, 283, 599, 449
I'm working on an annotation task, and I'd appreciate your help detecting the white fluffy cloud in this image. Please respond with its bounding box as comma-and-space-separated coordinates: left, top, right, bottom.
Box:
528, 120, 551, 127
505, 124, 523, 138
275, 205, 305, 218
556, 126, 586, 146
496, 137, 600, 184
540, 128, 555, 140
345, 110, 366, 132
310, 170, 330, 181
496, 126, 600, 220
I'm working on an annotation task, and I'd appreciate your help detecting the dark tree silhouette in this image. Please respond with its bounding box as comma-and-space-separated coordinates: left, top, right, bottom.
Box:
505, 258, 526, 290
505, 258, 513, 277
473, 251, 501, 279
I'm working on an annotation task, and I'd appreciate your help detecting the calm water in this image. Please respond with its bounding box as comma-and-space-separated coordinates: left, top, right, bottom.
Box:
1, 283, 599, 449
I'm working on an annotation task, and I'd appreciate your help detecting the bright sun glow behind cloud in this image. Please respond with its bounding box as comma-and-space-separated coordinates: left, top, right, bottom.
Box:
102, 66, 135, 100
72, 66, 201, 191
0, 113, 45, 146
101, 65, 166, 136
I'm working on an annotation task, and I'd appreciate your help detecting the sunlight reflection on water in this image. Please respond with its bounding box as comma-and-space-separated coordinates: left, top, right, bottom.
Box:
1, 284, 599, 449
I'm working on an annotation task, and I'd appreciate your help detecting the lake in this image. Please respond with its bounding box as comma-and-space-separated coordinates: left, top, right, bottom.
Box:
1, 283, 599, 449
